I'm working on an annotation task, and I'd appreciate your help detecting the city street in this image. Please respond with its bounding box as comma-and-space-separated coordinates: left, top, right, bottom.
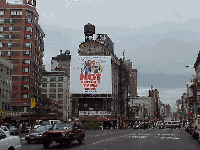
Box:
17, 128, 200, 150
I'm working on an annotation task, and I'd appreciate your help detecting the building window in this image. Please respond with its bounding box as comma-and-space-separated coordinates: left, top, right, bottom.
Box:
25, 27, 32, 32
58, 94, 63, 99
21, 93, 29, 99
9, 35, 14, 40
0, 34, 4, 40
24, 34, 31, 39
0, 27, 4, 32
22, 59, 31, 64
22, 67, 30, 73
58, 88, 63, 92
25, 18, 32, 23
50, 77, 56, 82
23, 51, 31, 56
0, 11, 6, 16
42, 89, 47, 92
58, 100, 63, 104
49, 88, 56, 92
11, 10, 22, 16
21, 85, 29, 90
58, 77, 63, 81
7, 51, 12, 56
42, 83, 47, 87
42, 77, 47, 81
8, 43, 13, 48
0, 19, 5, 24
50, 83, 56, 87
10, 19, 15, 24
24, 43, 31, 48
58, 83, 63, 87
22, 76, 30, 81
0, 43, 4, 48
49, 94, 56, 99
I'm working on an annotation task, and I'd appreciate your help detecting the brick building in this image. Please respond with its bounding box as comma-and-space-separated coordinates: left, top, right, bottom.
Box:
123, 60, 137, 97
0, 0, 45, 121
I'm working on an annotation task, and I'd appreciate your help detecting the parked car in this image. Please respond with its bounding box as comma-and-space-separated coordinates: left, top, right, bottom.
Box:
42, 122, 85, 148
9, 126, 20, 135
0, 126, 10, 134
25, 125, 50, 144
0, 128, 21, 150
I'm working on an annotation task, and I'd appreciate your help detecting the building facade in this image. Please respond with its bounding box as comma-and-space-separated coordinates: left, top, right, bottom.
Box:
123, 60, 137, 97
73, 23, 129, 122
0, 56, 13, 119
129, 96, 155, 121
51, 50, 71, 75
42, 71, 71, 121
0, 0, 45, 120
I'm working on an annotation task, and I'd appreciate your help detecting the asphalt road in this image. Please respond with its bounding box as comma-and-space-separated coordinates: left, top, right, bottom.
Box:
17, 128, 200, 150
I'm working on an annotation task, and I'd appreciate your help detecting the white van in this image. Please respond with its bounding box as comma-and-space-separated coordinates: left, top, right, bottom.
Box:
164, 121, 180, 129
41, 120, 61, 127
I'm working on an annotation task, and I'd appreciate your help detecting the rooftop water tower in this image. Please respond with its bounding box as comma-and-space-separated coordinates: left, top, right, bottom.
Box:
84, 23, 95, 41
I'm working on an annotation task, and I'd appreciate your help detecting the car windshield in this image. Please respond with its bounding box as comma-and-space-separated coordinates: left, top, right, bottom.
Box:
53, 123, 73, 130
35, 125, 48, 131
42, 121, 50, 125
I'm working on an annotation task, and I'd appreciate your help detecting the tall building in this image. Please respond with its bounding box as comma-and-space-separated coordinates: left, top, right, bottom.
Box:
42, 71, 71, 121
71, 23, 129, 123
0, 56, 13, 119
0, 0, 45, 121
123, 60, 137, 97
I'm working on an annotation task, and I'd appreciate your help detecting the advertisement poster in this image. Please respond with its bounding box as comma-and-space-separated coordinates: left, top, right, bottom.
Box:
70, 56, 112, 94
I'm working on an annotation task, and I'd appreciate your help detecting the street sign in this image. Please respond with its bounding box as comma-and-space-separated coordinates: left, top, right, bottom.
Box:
31, 98, 35, 107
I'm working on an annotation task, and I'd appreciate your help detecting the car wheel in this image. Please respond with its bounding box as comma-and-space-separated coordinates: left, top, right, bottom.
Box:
27, 140, 32, 144
79, 136, 84, 145
43, 142, 50, 148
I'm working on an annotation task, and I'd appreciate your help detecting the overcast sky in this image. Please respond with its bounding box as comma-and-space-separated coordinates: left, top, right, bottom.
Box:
9, 0, 200, 111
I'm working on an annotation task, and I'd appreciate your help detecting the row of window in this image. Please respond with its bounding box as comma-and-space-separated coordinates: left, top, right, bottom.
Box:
0, 34, 32, 40
0, 89, 11, 99
0, 76, 12, 87
42, 88, 65, 93
42, 83, 64, 87
42, 77, 64, 82
0, 50, 31, 57
0, 27, 44, 43
0, 10, 22, 16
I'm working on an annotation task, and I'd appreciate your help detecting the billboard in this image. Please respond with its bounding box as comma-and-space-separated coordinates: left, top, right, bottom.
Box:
70, 56, 112, 94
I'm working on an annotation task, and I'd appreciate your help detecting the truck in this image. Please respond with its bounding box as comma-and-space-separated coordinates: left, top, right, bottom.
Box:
42, 122, 85, 148
191, 117, 200, 139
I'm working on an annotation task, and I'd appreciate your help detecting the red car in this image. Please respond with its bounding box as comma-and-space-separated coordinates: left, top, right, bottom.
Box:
42, 122, 85, 148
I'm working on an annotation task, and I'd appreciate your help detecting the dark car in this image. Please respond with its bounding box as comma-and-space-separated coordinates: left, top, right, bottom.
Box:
25, 125, 50, 144
132, 123, 141, 129
158, 123, 165, 129
133, 122, 149, 129
9, 126, 20, 135
42, 122, 85, 148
